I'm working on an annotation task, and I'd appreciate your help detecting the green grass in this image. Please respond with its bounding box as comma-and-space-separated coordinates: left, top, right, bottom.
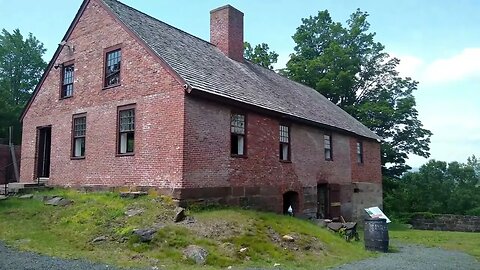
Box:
0, 189, 373, 269
389, 223, 480, 260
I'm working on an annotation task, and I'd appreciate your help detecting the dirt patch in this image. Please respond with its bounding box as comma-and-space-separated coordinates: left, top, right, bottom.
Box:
267, 227, 326, 254
180, 218, 246, 240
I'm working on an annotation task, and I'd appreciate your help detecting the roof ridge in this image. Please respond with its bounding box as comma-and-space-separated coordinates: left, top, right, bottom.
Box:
102, 0, 214, 47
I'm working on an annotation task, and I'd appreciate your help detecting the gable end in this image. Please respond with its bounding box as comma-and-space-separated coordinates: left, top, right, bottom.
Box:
21, 0, 188, 122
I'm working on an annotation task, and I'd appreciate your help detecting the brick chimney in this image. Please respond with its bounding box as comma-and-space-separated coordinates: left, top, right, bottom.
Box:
210, 5, 244, 62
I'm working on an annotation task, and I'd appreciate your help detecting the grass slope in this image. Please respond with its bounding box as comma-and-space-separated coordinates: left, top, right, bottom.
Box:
0, 189, 372, 269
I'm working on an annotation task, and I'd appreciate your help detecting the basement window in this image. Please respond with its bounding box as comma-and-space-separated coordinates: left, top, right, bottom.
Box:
231, 113, 246, 156
118, 105, 135, 155
61, 64, 74, 98
356, 141, 363, 164
279, 124, 290, 161
104, 48, 121, 87
72, 114, 86, 158
324, 134, 332, 160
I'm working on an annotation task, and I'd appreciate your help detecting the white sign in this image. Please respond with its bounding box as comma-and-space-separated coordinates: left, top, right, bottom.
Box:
365, 206, 391, 223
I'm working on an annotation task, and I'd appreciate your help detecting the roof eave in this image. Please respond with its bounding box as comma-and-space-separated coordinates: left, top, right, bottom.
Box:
188, 87, 381, 142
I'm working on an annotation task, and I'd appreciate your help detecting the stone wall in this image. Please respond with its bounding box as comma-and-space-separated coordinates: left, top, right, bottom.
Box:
351, 182, 383, 222
410, 214, 480, 232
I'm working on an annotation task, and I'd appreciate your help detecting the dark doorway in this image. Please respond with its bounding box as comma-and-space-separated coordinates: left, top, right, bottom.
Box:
317, 184, 328, 219
317, 183, 341, 219
328, 184, 342, 219
283, 191, 299, 216
36, 126, 51, 179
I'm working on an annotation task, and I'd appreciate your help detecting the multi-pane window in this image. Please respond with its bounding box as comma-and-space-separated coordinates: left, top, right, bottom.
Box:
72, 115, 86, 158
356, 141, 363, 164
118, 107, 135, 154
231, 113, 246, 156
279, 125, 290, 161
62, 64, 74, 98
324, 134, 332, 160
105, 49, 121, 87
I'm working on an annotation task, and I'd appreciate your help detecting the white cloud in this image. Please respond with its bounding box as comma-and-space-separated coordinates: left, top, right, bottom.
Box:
423, 48, 480, 84
394, 54, 424, 78
272, 51, 292, 70
407, 98, 480, 168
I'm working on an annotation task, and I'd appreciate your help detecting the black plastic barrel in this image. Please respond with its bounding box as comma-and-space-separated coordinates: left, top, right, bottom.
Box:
364, 218, 389, 252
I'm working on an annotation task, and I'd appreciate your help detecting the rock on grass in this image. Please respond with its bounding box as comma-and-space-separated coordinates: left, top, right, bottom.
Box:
183, 245, 208, 265
132, 228, 157, 242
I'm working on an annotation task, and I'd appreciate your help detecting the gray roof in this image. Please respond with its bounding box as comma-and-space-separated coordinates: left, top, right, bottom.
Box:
101, 0, 380, 140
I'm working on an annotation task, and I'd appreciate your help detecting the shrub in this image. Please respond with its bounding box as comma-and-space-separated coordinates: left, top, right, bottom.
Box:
466, 207, 480, 216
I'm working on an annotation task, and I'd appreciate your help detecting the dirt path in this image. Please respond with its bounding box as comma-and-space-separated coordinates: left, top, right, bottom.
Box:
0, 242, 124, 270
1, 241, 479, 270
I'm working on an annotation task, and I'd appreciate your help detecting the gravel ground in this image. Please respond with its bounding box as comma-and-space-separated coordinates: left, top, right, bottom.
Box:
0, 243, 125, 270
332, 243, 480, 270
1, 242, 479, 270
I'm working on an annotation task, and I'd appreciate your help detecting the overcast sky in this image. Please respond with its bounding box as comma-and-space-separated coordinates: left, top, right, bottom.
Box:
1, 0, 478, 168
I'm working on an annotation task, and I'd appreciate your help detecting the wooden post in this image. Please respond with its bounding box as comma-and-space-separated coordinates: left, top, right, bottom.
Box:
8, 127, 19, 182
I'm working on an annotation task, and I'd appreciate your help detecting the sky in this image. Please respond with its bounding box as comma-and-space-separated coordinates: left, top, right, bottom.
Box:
0, 0, 479, 168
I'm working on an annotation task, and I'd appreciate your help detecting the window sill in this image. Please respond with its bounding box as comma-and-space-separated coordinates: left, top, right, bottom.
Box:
231, 154, 247, 159
60, 95, 73, 100
71, 156, 85, 160
103, 84, 121, 90
325, 158, 333, 162
116, 152, 134, 157
280, 160, 292, 163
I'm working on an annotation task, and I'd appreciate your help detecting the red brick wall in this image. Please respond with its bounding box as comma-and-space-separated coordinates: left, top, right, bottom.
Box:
183, 96, 381, 215
350, 138, 382, 183
20, 0, 185, 188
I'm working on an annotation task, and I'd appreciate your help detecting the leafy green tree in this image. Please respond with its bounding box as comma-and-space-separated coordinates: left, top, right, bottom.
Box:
384, 157, 480, 216
0, 29, 46, 144
244, 42, 279, 70
283, 10, 432, 178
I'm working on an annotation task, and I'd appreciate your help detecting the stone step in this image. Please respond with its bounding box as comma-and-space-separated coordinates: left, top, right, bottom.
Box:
7, 182, 47, 194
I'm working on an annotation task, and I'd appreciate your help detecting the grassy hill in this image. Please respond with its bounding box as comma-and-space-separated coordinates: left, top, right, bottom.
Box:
0, 189, 372, 269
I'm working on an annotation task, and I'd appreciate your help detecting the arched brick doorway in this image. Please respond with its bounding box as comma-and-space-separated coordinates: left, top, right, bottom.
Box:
283, 191, 299, 216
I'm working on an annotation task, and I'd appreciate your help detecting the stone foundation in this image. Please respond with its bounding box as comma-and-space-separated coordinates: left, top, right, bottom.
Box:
410, 214, 480, 232
53, 182, 382, 222
351, 182, 383, 222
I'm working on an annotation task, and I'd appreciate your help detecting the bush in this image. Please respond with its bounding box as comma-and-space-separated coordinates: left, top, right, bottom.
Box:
466, 207, 480, 216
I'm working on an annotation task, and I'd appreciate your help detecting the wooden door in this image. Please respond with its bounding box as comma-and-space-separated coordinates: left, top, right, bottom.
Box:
36, 127, 51, 178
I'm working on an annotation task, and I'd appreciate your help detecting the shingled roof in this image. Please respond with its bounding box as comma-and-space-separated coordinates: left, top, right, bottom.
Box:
101, 0, 381, 140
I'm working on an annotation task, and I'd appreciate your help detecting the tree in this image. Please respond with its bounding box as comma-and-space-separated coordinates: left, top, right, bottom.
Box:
0, 29, 46, 144
244, 42, 279, 70
283, 10, 432, 178
384, 157, 480, 216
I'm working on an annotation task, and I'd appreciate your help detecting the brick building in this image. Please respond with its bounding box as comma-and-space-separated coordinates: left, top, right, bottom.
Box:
20, 0, 382, 220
